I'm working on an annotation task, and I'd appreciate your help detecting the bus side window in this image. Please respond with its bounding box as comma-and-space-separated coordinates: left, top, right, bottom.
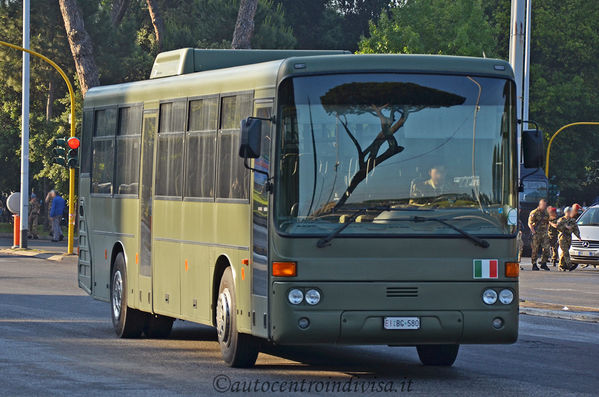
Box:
91, 107, 117, 195
185, 97, 218, 199
155, 101, 186, 198
217, 94, 253, 200
115, 106, 142, 196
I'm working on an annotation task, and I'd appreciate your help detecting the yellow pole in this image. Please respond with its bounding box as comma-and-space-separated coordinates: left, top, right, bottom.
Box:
0, 40, 77, 255
545, 122, 599, 178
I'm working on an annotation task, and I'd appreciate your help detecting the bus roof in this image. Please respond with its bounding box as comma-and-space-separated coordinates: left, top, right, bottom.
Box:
85, 52, 514, 108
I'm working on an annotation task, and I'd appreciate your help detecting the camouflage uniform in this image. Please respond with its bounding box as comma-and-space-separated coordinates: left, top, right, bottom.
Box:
547, 215, 559, 265
28, 199, 40, 239
557, 216, 581, 271
528, 207, 551, 265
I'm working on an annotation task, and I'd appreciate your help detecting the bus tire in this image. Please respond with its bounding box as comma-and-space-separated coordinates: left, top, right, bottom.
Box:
144, 314, 174, 338
111, 252, 147, 338
416, 344, 460, 366
216, 267, 259, 368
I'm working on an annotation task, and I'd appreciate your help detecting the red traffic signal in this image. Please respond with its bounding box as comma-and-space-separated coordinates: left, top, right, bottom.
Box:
67, 137, 80, 150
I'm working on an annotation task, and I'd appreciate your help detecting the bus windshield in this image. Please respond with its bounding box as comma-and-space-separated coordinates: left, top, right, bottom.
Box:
275, 73, 517, 236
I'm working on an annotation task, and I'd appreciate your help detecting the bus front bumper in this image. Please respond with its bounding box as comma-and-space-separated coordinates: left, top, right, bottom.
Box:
269, 281, 518, 345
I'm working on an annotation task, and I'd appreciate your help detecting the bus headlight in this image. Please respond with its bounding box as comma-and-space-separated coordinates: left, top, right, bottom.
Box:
288, 289, 304, 305
499, 289, 514, 304
482, 289, 498, 305
305, 289, 321, 305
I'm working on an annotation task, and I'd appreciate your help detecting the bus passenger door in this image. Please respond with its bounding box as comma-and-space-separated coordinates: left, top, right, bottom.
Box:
251, 100, 272, 338
138, 109, 158, 313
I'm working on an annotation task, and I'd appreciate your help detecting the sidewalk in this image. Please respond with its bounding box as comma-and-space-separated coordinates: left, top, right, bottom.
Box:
0, 236, 76, 262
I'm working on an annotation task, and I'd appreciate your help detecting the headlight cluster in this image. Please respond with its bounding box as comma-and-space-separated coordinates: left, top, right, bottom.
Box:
482, 288, 514, 305
287, 288, 321, 305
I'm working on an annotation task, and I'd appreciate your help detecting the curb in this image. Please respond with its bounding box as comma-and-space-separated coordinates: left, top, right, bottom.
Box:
0, 248, 75, 262
520, 307, 599, 323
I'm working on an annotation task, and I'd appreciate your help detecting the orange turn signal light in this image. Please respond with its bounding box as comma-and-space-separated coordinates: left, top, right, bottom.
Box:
272, 261, 297, 277
505, 262, 519, 278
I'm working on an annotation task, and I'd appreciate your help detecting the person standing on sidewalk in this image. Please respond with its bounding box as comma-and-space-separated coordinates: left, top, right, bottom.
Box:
28, 194, 40, 240
528, 199, 551, 271
557, 206, 581, 271
547, 206, 559, 267
49, 190, 65, 242
45, 191, 54, 234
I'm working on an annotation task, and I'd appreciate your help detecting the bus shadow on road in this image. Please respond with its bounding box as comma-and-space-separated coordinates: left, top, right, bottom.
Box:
170, 322, 218, 342
257, 344, 461, 378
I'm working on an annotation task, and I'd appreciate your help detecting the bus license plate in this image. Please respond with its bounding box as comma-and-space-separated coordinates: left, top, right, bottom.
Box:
384, 317, 420, 330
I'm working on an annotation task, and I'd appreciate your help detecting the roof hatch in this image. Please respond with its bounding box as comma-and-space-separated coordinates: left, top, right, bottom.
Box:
149, 48, 351, 79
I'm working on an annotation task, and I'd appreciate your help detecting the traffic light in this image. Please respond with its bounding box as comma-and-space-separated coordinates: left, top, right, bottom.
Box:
53, 137, 67, 166
67, 137, 80, 168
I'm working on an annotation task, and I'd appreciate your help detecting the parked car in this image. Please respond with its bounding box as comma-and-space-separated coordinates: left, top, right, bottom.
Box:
566, 205, 599, 269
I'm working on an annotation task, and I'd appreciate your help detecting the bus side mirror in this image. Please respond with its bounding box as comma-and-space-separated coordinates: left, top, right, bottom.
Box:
239, 118, 262, 159
522, 129, 544, 169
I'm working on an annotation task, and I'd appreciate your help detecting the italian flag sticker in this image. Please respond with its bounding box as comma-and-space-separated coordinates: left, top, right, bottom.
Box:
473, 259, 498, 279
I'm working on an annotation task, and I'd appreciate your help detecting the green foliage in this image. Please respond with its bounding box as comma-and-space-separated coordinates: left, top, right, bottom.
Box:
133, 0, 295, 55
358, 0, 496, 57
527, 0, 599, 203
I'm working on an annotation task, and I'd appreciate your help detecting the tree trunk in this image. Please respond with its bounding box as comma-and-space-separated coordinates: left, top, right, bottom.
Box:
232, 0, 258, 49
46, 80, 54, 121
59, 0, 100, 96
146, 0, 165, 52
111, 0, 130, 26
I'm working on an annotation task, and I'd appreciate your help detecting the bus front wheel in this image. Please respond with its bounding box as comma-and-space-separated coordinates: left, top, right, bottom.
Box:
416, 344, 460, 366
216, 267, 259, 367
111, 253, 147, 338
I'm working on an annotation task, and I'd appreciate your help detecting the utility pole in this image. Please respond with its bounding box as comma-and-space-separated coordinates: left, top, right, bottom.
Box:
20, 0, 30, 248
509, 0, 532, 161
522, 0, 532, 125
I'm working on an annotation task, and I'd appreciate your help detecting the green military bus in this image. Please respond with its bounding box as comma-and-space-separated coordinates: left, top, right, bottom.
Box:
78, 48, 528, 367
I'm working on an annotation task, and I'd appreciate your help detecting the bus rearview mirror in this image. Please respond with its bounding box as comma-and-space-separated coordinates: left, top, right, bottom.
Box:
239, 118, 262, 159
522, 129, 544, 169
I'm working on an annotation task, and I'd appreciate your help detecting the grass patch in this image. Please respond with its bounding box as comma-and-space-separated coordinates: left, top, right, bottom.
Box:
0, 222, 70, 236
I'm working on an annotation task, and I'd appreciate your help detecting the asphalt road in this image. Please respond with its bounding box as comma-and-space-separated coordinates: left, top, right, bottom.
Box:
519, 257, 599, 309
1, 253, 598, 396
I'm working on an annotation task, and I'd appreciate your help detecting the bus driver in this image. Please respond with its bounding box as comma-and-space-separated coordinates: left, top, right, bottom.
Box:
410, 165, 454, 204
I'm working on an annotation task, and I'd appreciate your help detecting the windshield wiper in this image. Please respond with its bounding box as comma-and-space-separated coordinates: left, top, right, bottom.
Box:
316, 207, 490, 248
411, 216, 489, 248
316, 207, 368, 248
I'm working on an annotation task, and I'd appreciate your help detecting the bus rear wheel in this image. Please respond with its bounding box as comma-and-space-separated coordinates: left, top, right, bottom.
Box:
416, 344, 460, 366
111, 253, 147, 338
216, 267, 259, 367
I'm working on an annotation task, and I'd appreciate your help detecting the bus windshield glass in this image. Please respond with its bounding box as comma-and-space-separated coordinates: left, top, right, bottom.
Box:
275, 73, 517, 236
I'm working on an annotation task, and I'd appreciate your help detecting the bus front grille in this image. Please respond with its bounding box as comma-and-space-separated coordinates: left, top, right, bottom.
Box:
386, 287, 418, 298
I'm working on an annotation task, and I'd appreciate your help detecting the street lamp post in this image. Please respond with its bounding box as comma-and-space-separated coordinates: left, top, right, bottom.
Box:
0, 40, 77, 255
20, 0, 30, 248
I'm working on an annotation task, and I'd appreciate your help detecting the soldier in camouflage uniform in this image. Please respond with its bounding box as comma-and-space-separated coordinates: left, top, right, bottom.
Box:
556, 204, 582, 271
528, 199, 551, 271
547, 206, 559, 266
28, 194, 40, 239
